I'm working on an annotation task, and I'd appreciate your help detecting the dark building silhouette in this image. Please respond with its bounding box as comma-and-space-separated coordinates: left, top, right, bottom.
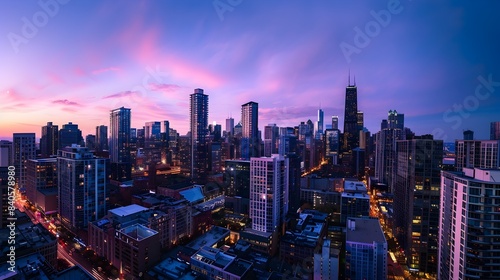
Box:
58, 122, 83, 149
109, 107, 131, 181
40, 122, 59, 157
95, 125, 108, 152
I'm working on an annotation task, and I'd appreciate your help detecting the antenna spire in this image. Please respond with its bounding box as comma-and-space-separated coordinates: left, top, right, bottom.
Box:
354, 75, 356, 86
348, 69, 351, 86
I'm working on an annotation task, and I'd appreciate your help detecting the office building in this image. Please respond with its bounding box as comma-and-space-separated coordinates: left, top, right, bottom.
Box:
40, 122, 59, 157
387, 110, 404, 130
13, 133, 36, 189
345, 218, 387, 280
438, 168, 500, 280
374, 111, 405, 192
58, 122, 84, 149
316, 108, 324, 140
264, 124, 279, 157
110, 107, 131, 180
190, 89, 209, 183
241, 101, 259, 159
58, 145, 109, 231
331, 116, 339, 130
26, 158, 58, 215
394, 136, 442, 275
343, 76, 359, 152
145, 121, 161, 140
95, 125, 108, 152
490, 121, 500, 140
226, 117, 235, 136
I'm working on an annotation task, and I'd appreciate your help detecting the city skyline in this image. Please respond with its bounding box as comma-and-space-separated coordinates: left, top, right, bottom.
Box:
1, 1, 500, 141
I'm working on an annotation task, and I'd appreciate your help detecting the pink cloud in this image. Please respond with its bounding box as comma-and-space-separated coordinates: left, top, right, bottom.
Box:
92, 67, 121, 75
52, 99, 80, 106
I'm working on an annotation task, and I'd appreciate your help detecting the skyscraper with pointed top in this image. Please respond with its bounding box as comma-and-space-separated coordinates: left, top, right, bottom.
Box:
343, 73, 359, 152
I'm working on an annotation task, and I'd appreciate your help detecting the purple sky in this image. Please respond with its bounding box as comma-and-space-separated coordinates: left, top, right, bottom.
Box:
1, 0, 499, 142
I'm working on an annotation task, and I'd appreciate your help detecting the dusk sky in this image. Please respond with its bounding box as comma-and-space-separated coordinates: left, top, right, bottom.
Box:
1, 1, 499, 142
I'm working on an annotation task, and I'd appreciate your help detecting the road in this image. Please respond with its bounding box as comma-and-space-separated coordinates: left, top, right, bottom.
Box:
15, 194, 110, 280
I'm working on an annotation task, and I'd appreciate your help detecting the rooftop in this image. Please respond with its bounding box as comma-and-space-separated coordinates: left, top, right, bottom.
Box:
120, 224, 158, 241
179, 185, 205, 204
187, 226, 230, 250
344, 180, 367, 193
346, 218, 386, 245
109, 204, 147, 217
149, 257, 196, 280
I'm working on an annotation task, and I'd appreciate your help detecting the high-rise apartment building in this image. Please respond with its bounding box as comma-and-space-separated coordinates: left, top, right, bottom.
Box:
13, 133, 36, 189
58, 145, 109, 231
438, 168, 500, 280
394, 136, 443, 275
40, 122, 59, 157
241, 102, 259, 159
249, 155, 288, 233
345, 218, 387, 280
455, 140, 500, 170
190, 89, 209, 183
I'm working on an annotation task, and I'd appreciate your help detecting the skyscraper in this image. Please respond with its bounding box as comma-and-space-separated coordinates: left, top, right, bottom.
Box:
226, 117, 234, 136
332, 115, 339, 130
490, 121, 500, 140
95, 125, 108, 152
13, 133, 36, 189
190, 89, 209, 183
40, 122, 59, 157
394, 136, 443, 275
110, 107, 131, 181
438, 168, 500, 280
374, 110, 405, 192
264, 124, 279, 157
387, 110, 404, 129
58, 145, 109, 231
316, 108, 324, 140
145, 121, 161, 140
249, 155, 288, 233
109, 107, 131, 163
241, 101, 259, 159
343, 76, 359, 152
58, 122, 84, 149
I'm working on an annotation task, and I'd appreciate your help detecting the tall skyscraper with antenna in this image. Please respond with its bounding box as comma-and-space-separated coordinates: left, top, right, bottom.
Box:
343, 72, 359, 152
